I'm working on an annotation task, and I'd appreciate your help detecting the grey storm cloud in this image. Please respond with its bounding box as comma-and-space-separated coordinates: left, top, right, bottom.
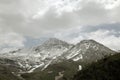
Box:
81, 23, 120, 33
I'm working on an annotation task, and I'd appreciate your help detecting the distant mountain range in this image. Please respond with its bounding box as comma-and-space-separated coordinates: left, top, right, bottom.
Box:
0, 38, 118, 80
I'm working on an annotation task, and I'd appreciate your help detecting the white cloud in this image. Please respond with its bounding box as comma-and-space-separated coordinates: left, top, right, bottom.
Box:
54, 26, 83, 43
0, 0, 120, 50
87, 30, 120, 50
0, 0, 119, 37
0, 30, 26, 48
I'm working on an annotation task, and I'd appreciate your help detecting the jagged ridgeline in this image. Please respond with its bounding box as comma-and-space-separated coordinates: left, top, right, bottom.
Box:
0, 38, 117, 80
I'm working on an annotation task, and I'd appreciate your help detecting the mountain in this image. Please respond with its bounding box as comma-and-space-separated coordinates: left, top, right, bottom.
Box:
21, 53, 120, 80
63, 40, 115, 63
73, 53, 120, 80
0, 38, 117, 80
0, 38, 73, 72
20, 39, 116, 80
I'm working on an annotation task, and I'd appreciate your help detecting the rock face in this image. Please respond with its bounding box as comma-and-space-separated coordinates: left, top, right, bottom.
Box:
0, 38, 116, 73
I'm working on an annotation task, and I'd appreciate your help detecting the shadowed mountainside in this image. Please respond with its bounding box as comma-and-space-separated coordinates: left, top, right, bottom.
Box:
73, 53, 120, 80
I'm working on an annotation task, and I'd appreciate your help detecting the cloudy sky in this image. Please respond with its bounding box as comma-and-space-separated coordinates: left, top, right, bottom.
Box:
0, 0, 120, 52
